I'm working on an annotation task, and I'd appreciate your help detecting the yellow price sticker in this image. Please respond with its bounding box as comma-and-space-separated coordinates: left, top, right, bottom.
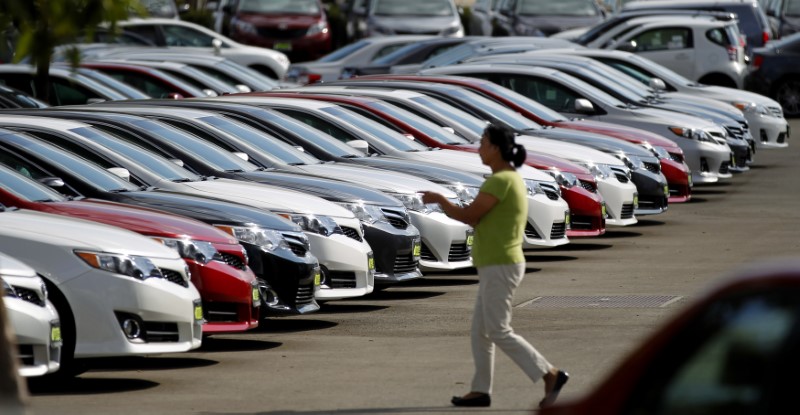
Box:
413, 242, 421, 257
633, 195, 639, 206
565, 212, 570, 225
50, 326, 62, 343
368, 257, 375, 270
314, 271, 321, 286
194, 305, 203, 321
688, 174, 693, 187
664, 185, 670, 196
252, 287, 260, 303
466, 235, 474, 246
601, 204, 607, 217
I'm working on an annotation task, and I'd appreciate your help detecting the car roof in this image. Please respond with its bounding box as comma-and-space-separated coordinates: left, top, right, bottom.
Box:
302, 86, 428, 100
0, 114, 91, 130
88, 105, 217, 120
625, 0, 759, 9
220, 96, 339, 109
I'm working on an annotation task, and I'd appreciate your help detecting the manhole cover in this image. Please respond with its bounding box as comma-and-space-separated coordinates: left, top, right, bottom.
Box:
516, 295, 682, 308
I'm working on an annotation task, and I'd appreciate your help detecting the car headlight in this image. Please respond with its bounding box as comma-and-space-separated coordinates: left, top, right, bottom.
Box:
75, 250, 163, 280
546, 170, 578, 188
307, 22, 329, 36
732, 101, 757, 113
215, 225, 290, 252
389, 193, 444, 214
442, 25, 463, 36
154, 238, 221, 265
640, 143, 671, 159
615, 154, 644, 170
580, 163, 614, 180
232, 19, 257, 35
338, 202, 388, 224
668, 126, 716, 143
2, 278, 17, 298
279, 214, 340, 236
523, 179, 545, 196
444, 184, 480, 204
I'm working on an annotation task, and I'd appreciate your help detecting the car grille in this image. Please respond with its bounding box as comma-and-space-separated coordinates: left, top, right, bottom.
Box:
550, 222, 566, 240
143, 322, 180, 342
579, 180, 597, 193
610, 166, 629, 183
162, 269, 188, 288
256, 27, 309, 39
395, 30, 440, 35
570, 215, 595, 231
328, 271, 356, 289
11, 286, 45, 307
769, 106, 784, 118
778, 132, 786, 144
448, 243, 471, 262
725, 125, 745, 140
621, 203, 635, 219
390, 252, 418, 274
341, 226, 363, 242
381, 207, 409, 229
719, 161, 730, 174
203, 302, 239, 323
539, 182, 560, 200
295, 283, 315, 306
282, 232, 309, 257
525, 222, 541, 239
219, 253, 246, 270
638, 195, 667, 210
17, 345, 34, 367
643, 161, 661, 174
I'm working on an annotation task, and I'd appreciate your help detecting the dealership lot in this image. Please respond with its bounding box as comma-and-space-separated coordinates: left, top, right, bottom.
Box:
27, 119, 800, 414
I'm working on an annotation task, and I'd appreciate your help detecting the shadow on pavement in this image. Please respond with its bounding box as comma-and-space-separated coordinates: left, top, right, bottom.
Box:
401, 277, 478, 288
82, 356, 218, 372
691, 189, 728, 195
363, 290, 445, 301
28, 377, 159, 395
315, 304, 389, 314
255, 319, 338, 333
198, 337, 282, 353
634, 219, 666, 227
537, 243, 614, 252
204, 407, 528, 414
688, 197, 708, 203
602, 230, 643, 238
525, 254, 578, 262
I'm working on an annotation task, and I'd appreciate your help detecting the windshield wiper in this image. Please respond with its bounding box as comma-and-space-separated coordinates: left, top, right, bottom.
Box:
341, 154, 361, 159
224, 169, 246, 173
107, 188, 132, 193
171, 178, 194, 183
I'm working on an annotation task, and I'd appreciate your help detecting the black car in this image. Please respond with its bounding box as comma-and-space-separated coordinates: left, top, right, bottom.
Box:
745, 32, 800, 117
12, 108, 423, 286
0, 129, 320, 315
492, 0, 606, 37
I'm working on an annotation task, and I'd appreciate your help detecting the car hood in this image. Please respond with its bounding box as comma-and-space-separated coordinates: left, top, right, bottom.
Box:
684, 86, 783, 110
0, 252, 37, 279
239, 170, 403, 206
298, 163, 458, 196
558, 119, 680, 149
52, 200, 237, 244
175, 178, 355, 218
516, 15, 603, 36
516, 133, 626, 165
629, 107, 721, 130
0, 209, 181, 259
369, 16, 458, 32
404, 149, 555, 182
350, 157, 485, 187
113, 192, 300, 232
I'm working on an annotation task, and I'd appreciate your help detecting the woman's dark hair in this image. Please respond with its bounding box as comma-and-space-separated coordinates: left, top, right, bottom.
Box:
484, 124, 526, 168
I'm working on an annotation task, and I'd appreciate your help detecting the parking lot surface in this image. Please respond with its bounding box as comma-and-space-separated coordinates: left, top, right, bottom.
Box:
28, 119, 800, 415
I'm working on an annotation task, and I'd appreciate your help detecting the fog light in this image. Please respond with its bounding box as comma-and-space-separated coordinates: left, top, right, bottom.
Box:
760, 129, 768, 143
700, 157, 710, 173
122, 318, 142, 339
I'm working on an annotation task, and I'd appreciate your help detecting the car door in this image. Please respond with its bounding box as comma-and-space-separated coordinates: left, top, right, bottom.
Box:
615, 26, 696, 81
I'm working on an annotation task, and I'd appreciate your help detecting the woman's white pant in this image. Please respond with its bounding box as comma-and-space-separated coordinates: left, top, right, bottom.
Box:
470, 262, 552, 394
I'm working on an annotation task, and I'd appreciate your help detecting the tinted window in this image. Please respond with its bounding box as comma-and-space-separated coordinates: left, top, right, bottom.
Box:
629, 27, 693, 51
707, 27, 733, 46
99, 69, 177, 98
373, 0, 455, 16
319, 106, 429, 152
122, 25, 160, 43
162, 25, 216, 47
497, 75, 583, 112
519, 0, 599, 16
257, 111, 365, 158
0, 164, 67, 203
318, 40, 369, 62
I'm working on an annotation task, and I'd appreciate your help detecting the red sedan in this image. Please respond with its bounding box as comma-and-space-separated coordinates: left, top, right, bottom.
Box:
0, 167, 260, 334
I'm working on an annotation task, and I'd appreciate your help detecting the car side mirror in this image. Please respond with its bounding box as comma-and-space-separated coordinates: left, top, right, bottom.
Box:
178, 3, 191, 14
202, 89, 219, 97
166, 92, 185, 100
231, 152, 249, 161
38, 177, 65, 188
346, 139, 370, 154
574, 98, 595, 114
235, 84, 252, 93
442, 126, 456, 134
294, 146, 305, 153
649, 78, 667, 91
212, 38, 223, 55
617, 41, 637, 52
107, 167, 131, 181
86, 98, 106, 104
168, 159, 185, 167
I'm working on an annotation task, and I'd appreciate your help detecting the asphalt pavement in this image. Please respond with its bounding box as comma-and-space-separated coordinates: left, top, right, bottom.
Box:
27, 119, 800, 415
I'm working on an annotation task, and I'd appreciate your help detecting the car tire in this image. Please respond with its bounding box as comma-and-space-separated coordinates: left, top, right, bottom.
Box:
773, 78, 800, 118
38, 279, 86, 379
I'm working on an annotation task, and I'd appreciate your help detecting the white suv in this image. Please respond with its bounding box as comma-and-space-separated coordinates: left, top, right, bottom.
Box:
603, 17, 747, 88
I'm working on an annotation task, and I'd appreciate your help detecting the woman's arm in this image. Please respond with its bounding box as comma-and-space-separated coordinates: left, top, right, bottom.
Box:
421, 191, 498, 227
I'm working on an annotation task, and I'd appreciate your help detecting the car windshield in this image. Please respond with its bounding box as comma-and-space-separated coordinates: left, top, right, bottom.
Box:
64, 71, 128, 100
1, 133, 140, 193
0, 164, 68, 203
570, 64, 651, 102
76, 68, 151, 99
369, 100, 472, 144
319, 106, 430, 152
70, 126, 201, 182
789, 0, 800, 17
407, 95, 486, 138
551, 71, 627, 107
422, 43, 480, 69
0, 87, 48, 108
519, 0, 599, 16
449, 88, 542, 130
199, 116, 321, 165
318, 40, 370, 62
619, 55, 696, 87
237, 0, 320, 14
469, 80, 569, 122
373, 0, 454, 16
252, 109, 363, 158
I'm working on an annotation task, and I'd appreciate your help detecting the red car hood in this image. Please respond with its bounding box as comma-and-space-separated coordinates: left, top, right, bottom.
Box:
49, 199, 238, 244
559, 119, 681, 150
238, 13, 322, 28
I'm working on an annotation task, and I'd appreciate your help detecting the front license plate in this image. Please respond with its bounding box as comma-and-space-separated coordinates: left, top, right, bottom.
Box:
50, 324, 62, 345
688, 173, 693, 188
564, 211, 570, 226
274, 41, 292, 51
194, 304, 203, 321
368, 256, 375, 271
731, 153, 736, 166
412, 240, 421, 258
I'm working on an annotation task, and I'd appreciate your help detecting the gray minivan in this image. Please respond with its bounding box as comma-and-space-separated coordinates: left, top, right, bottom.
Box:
347, 0, 464, 38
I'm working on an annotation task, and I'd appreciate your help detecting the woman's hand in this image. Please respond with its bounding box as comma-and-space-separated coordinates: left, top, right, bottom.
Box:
421, 191, 446, 205
420, 191, 498, 227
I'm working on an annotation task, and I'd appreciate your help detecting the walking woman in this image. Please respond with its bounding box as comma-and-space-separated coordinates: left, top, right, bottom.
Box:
421, 124, 568, 409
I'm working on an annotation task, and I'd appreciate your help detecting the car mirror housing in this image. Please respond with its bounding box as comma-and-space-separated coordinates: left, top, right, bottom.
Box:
617, 41, 637, 53
442, 126, 456, 134
649, 78, 667, 91
107, 167, 131, 181
168, 159, 185, 167
212, 38, 223, 56
38, 177, 65, 188
574, 98, 595, 114
346, 139, 370, 154
231, 152, 249, 161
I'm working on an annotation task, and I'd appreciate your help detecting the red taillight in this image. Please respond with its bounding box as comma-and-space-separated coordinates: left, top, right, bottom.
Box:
306, 73, 322, 84
752, 54, 764, 69
763, 30, 770, 45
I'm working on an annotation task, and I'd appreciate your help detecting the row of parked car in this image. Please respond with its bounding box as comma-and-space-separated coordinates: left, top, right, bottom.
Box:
0, 12, 791, 381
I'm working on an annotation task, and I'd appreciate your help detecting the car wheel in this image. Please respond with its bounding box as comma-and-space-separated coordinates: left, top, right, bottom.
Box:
774, 78, 800, 117
37, 279, 85, 379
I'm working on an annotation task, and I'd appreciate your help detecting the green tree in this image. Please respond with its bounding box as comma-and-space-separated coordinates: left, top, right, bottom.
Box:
0, 0, 142, 103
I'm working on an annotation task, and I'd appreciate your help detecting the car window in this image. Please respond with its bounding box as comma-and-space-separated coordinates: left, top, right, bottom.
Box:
372, 0, 455, 16
237, 0, 320, 14
99, 69, 176, 98
318, 40, 370, 62
788, 0, 800, 16
254, 110, 365, 158
277, 108, 364, 144
497, 75, 583, 113
622, 289, 800, 415
518, 0, 600, 17
628, 27, 693, 51
603, 24, 644, 48
163, 25, 216, 47
49, 78, 100, 106
0, 163, 68, 202
707, 27, 733, 46
122, 25, 160, 43
372, 43, 412, 60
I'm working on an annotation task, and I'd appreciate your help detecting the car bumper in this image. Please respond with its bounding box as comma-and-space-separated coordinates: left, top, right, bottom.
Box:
524, 194, 571, 247
561, 186, 605, 237
188, 259, 259, 334
365, 221, 422, 284
64, 268, 203, 358
673, 138, 732, 184
631, 170, 668, 216
242, 242, 320, 315
597, 177, 638, 226
6, 298, 61, 377
411, 211, 473, 271
309, 230, 374, 301
748, 113, 789, 148
660, 158, 692, 203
